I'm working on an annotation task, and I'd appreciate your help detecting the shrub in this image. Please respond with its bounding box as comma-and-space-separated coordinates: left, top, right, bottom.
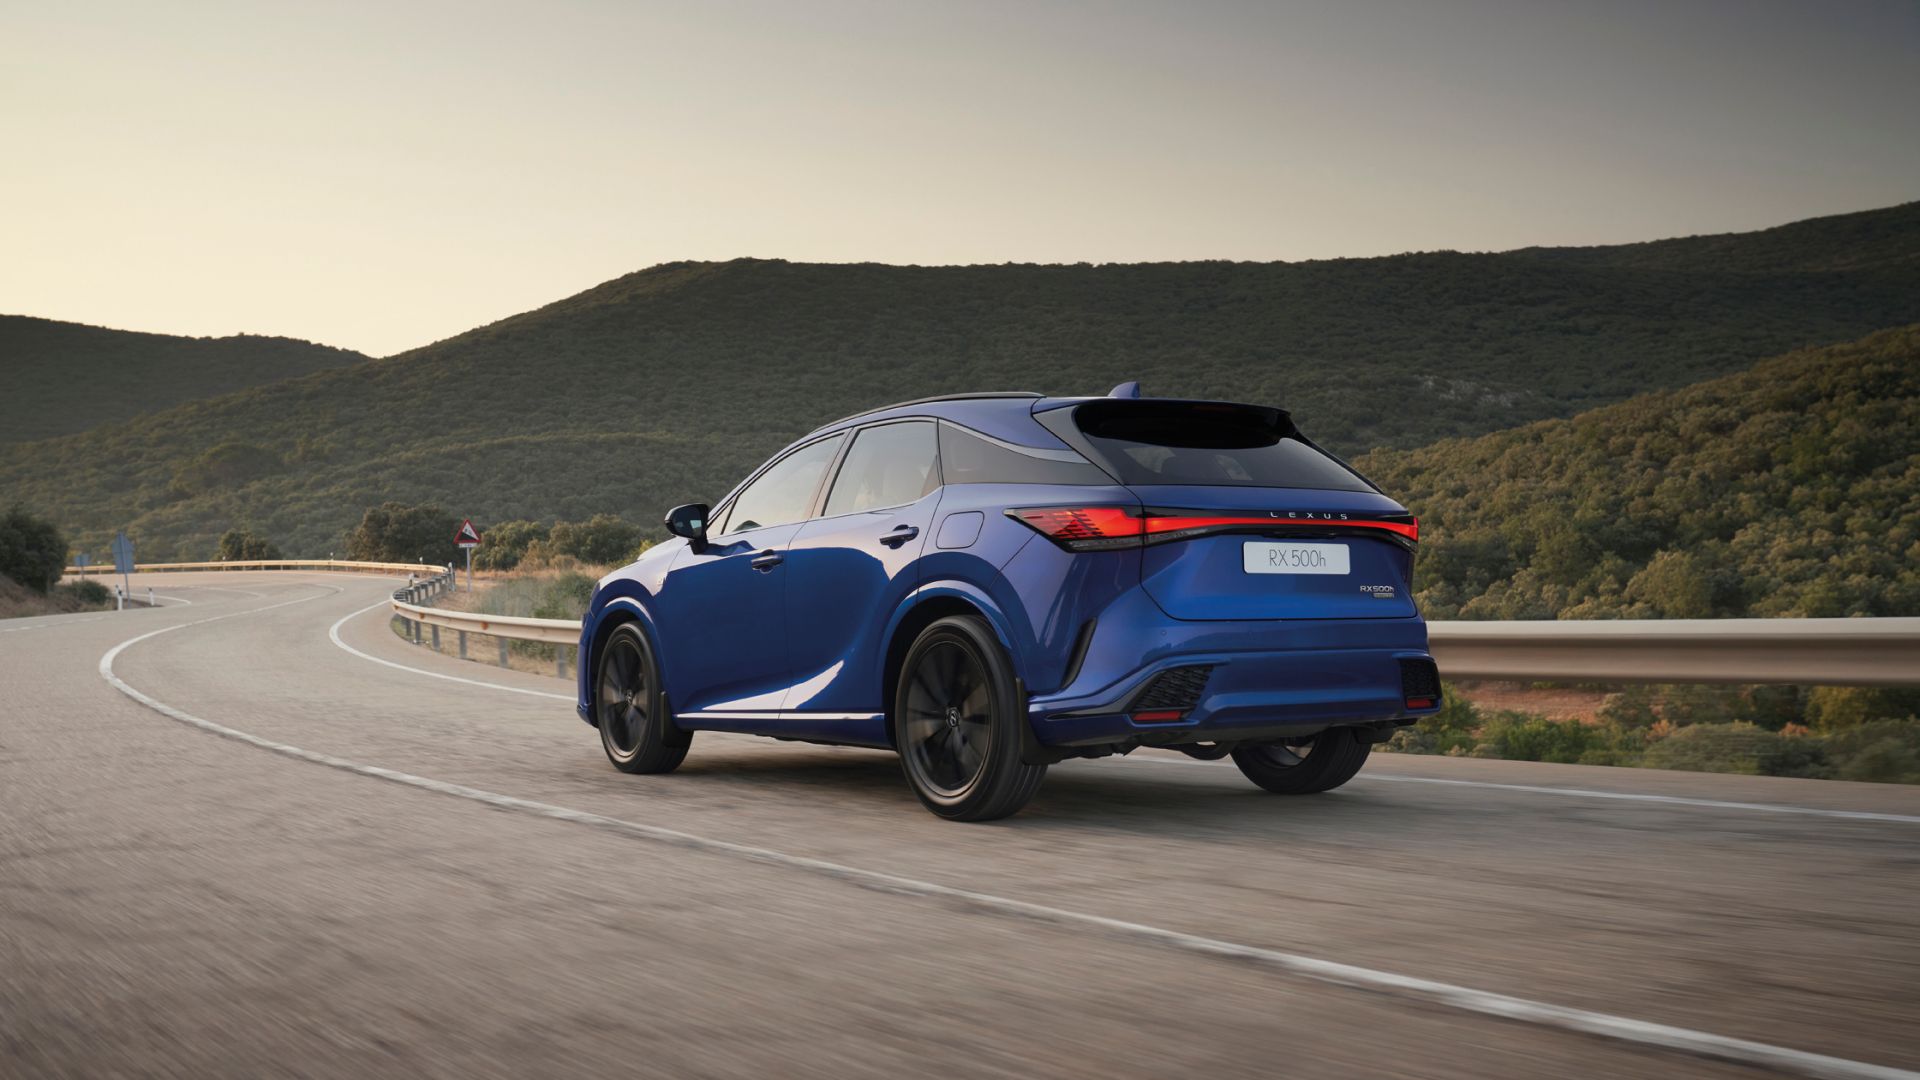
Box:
0, 505, 67, 593
1639, 722, 1826, 777
68, 579, 110, 605
217, 528, 283, 561
473, 520, 549, 571
543, 514, 643, 566
1478, 712, 1607, 764
1805, 687, 1920, 731
1819, 720, 1920, 784
344, 503, 458, 566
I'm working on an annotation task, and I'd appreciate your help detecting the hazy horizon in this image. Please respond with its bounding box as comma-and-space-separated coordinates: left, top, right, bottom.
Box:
5, 0, 1917, 356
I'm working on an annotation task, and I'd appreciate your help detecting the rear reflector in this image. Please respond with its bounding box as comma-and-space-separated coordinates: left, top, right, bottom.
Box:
1130, 709, 1187, 723
1008, 507, 1418, 551
1399, 658, 1441, 711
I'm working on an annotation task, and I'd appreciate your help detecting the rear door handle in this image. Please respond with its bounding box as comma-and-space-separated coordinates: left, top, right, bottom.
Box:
750, 550, 785, 572
879, 525, 920, 548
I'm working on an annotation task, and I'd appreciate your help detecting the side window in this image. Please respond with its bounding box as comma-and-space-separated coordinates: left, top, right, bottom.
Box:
938, 421, 1112, 485
824, 421, 939, 516
722, 434, 846, 534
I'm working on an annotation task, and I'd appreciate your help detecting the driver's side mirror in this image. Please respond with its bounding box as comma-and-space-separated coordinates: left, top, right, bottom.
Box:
665, 503, 710, 553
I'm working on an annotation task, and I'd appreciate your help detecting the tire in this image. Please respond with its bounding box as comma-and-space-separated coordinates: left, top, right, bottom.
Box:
1230, 727, 1371, 794
594, 622, 690, 774
894, 615, 1047, 821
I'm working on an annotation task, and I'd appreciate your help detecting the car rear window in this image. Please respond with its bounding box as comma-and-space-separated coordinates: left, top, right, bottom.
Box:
1064, 400, 1371, 491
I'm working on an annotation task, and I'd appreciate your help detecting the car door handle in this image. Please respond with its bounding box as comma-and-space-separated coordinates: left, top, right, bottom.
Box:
878, 525, 920, 548
750, 550, 785, 572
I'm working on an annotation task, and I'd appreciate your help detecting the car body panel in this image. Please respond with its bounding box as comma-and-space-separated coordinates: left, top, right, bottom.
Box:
577, 393, 1441, 753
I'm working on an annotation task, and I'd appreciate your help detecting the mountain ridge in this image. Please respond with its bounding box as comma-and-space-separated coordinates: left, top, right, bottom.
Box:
4, 201, 1916, 559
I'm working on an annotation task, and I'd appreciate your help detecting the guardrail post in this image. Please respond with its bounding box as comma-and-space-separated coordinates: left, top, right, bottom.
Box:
412, 619, 422, 645
458, 630, 467, 659
430, 624, 440, 650
557, 647, 569, 680
498, 638, 509, 667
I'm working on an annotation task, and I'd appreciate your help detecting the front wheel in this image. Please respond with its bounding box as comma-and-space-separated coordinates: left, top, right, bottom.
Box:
596, 623, 690, 774
895, 615, 1046, 821
1230, 727, 1371, 794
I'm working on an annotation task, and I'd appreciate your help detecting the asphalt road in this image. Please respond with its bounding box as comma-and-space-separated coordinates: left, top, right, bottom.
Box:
3, 572, 1916, 1079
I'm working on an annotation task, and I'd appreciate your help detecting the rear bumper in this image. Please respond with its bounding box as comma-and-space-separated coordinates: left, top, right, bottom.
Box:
1026, 607, 1439, 747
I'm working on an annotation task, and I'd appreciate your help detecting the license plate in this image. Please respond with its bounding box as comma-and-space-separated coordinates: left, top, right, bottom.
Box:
1242, 541, 1349, 575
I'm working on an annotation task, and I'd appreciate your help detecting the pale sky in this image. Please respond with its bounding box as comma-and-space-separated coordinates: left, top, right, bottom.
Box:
4, 0, 1916, 357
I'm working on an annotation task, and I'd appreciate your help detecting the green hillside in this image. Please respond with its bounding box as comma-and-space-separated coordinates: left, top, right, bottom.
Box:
1358, 326, 1920, 620
2, 202, 1916, 558
0, 316, 368, 442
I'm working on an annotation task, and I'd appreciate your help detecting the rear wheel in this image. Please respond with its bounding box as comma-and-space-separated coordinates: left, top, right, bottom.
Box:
895, 616, 1046, 821
596, 623, 690, 774
1230, 727, 1370, 794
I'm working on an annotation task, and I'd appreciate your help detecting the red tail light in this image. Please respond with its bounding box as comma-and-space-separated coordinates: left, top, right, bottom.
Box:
1008, 507, 1418, 551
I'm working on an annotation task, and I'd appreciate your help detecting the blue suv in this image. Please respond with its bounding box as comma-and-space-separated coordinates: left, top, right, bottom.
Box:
577, 387, 1440, 820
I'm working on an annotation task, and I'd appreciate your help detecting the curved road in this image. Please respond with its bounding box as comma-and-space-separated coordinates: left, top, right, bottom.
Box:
3, 572, 1916, 1079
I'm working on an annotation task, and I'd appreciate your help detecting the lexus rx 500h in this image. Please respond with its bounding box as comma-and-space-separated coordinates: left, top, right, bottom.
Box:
577, 386, 1441, 820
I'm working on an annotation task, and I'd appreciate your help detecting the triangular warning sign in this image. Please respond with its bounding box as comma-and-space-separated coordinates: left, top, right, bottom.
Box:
455, 519, 482, 545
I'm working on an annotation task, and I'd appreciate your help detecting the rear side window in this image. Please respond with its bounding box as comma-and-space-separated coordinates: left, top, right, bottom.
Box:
938, 422, 1112, 485
1067, 401, 1371, 491
719, 433, 846, 534
825, 421, 939, 515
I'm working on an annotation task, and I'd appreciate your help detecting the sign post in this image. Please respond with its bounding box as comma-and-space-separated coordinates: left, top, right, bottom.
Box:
454, 519, 482, 592
110, 531, 135, 605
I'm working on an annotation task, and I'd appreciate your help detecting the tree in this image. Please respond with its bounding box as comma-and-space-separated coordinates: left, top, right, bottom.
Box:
217, 528, 283, 561
472, 520, 549, 571
343, 503, 458, 566
542, 514, 643, 566
0, 506, 68, 593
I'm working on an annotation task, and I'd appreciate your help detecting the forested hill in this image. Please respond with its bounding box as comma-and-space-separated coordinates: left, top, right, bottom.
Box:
3, 201, 1916, 558
1357, 325, 1920, 621
1509, 199, 1920, 273
0, 316, 369, 442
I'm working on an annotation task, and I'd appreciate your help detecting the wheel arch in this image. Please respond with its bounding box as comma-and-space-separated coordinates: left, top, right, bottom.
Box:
879, 583, 1022, 749
580, 593, 665, 728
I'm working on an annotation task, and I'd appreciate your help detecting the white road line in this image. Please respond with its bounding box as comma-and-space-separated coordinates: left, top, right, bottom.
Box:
97, 595, 1920, 1080
1120, 754, 1920, 826
327, 600, 574, 701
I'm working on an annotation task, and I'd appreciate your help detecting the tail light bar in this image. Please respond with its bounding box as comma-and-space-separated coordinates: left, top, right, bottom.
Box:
1008, 507, 1418, 552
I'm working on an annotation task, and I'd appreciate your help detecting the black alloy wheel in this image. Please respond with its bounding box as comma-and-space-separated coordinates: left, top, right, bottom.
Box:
596, 623, 690, 774
1229, 727, 1371, 794
896, 615, 1046, 821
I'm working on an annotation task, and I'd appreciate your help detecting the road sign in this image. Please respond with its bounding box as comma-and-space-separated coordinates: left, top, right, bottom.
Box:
454, 519, 481, 592
111, 530, 135, 604
74, 552, 92, 570
111, 531, 134, 574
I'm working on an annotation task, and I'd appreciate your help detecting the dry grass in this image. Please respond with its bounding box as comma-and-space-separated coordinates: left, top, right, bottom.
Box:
1449, 680, 1611, 724
1, 576, 120, 619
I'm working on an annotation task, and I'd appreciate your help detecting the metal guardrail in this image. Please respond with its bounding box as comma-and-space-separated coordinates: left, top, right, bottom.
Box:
1427, 617, 1920, 688
385, 595, 1920, 688
389, 586, 579, 677
62, 560, 1920, 688
67, 559, 449, 576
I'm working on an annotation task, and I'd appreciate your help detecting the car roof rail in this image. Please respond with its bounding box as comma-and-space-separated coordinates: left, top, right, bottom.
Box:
814, 391, 1044, 432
